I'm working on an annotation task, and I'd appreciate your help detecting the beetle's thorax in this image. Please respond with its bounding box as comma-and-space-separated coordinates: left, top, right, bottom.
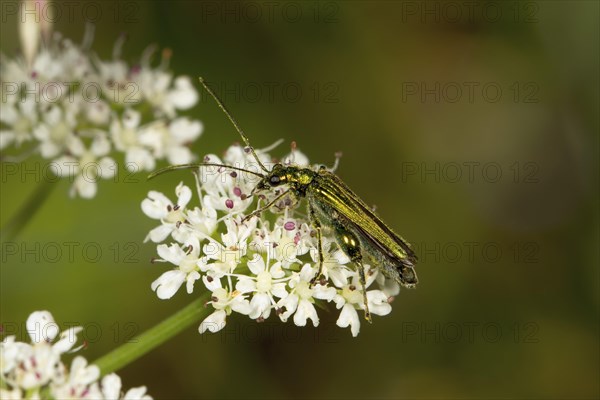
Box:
259, 164, 317, 196
284, 166, 315, 186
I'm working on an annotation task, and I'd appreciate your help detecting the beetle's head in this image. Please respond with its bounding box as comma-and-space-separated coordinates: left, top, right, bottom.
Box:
254, 163, 287, 193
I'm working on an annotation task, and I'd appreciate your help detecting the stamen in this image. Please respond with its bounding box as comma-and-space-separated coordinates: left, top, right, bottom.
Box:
330, 151, 343, 172
160, 48, 172, 69
112, 32, 127, 60
260, 138, 284, 153
140, 44, 158, 66
287, 141, 297, 165
81, 23, 95, 50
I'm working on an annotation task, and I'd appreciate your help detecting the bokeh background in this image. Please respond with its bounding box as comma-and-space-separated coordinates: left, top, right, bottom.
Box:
1, 1, 598, 399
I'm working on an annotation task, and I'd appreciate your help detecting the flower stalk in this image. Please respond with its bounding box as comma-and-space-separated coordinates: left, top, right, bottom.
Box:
0, 173, 57, 242
92, 293, 211, 375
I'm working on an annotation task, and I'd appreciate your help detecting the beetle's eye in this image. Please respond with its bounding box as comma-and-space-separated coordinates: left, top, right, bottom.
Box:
270, 175, 281, 185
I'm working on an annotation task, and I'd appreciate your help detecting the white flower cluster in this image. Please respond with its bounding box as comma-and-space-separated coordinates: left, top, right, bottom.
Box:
142, 144, 400, 337
0, 311, 151, 399
0, 27, 202, 198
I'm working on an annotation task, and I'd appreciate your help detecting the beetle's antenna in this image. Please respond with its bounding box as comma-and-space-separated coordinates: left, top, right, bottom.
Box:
148, 162, 265, 180
199, 77, 269, 173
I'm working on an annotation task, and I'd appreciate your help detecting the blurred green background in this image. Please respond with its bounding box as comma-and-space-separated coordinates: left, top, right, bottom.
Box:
1, 1, 598, 399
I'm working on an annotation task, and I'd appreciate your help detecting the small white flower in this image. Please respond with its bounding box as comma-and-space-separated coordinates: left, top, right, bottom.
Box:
236, 255, 289, 320
199, 283, 252, 334
50, 133, 117, 198
138, 71, 198, 118
137, 117, 202, 166
0, 96, 38, 149
184, 205, 218, 241
141, 183, 194, 243
333, 268, 391, 337
101, 373, 152, 400
33, 104, 77, 159
110, 109, 156, 172
277, 264, 323, 327
151, 242, 203, 298
1, 311, 153, 399
50, 356, 101, 399
311, 239, 352, 288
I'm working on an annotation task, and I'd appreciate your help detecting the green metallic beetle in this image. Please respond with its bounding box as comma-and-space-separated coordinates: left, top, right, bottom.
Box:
150, 78, 418, 322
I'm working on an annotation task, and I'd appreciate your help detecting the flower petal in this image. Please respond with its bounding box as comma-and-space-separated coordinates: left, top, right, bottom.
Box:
26, 311, 58, 343
146, 224, 174, 243
101, 373, 122, 399
293, 299, 319, 327
367, 290, 392, 316
151, 270, 186, 299
336, 303, 361, 337
141, 191, 172, 219
156, 243, 185, 265
175, 183, 192, 209
199, 310, 226, 334
186, 271, 201, 294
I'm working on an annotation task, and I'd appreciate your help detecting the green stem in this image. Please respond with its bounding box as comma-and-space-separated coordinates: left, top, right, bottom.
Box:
0, 173, 58, 242
92, 293, 212, 375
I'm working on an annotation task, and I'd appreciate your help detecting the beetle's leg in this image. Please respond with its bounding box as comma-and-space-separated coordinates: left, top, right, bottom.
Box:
355, 259, 372, 323
399, 264, 418, 288
242, 189, 291, 222
334, 226, 372, 323
308, 203, 324, 287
